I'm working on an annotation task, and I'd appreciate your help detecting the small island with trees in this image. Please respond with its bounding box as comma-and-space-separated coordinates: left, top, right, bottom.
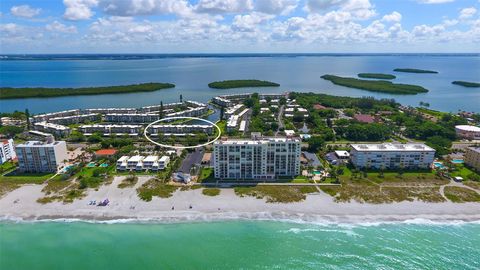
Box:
358, 73, 396, 80
452, 81, 480, 88
0, 83, 175, 99
393, 68, 438, 74
208, 79, 280, 89
321, 74, 429, 95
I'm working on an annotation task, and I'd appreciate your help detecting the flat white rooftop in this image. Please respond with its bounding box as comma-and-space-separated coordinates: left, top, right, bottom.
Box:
455, 125, 480, 132
351, 143, 435, 152
335, 150, 350, 157
128, 155, 144, 162
143, 156, 159, 162
215, 137, 300, 145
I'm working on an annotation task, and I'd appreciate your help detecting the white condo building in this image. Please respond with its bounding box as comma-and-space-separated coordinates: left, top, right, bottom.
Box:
350, 143, 435, 169
0, 139, 16, 164
213, 137, 301, 179
16, 140, 68, 173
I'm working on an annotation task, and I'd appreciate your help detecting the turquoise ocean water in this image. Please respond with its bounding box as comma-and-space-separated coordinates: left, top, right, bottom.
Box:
1, 220, 479, 269
1, 54, 479, 113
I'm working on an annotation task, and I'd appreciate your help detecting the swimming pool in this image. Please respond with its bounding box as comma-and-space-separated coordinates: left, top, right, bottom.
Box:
99, 163, 109, 168
452, 159, 464, 164
87, 162, 96, 167
433, 162, 445, 169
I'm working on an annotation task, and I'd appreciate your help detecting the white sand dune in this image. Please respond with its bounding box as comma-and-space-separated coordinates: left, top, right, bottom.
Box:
1, 176, 479, 223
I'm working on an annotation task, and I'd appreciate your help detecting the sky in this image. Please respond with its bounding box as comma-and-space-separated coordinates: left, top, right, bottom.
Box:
0, 0, 479, 53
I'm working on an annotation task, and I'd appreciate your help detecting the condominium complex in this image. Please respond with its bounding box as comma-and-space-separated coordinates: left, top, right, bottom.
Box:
48, 113, 100, 125
33, 109, 80, 123
34, 122, 71, 137
350, 143, 435, 169
213, 137, 301, 179
79, 124, 142, 136
116, 155, 170, 171
455, 125, 480, 140
150, 124, 213, 135
16, 140, 68, 173
464, 147, 480, 172
0, 139, 16, 164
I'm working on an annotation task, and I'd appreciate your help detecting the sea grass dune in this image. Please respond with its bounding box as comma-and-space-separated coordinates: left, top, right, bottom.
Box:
1, 176, 479, 223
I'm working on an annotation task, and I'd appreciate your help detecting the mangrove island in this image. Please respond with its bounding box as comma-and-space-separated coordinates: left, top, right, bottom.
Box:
358, 73, 396, 80
208, 79, 280, 89
0, 83, 175, 99
393, 68, 438, 74
452, 81, 480, 88
321, 74, 429, 94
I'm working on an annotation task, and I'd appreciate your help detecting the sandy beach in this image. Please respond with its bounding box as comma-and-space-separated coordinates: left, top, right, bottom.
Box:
1, 176, 479, 223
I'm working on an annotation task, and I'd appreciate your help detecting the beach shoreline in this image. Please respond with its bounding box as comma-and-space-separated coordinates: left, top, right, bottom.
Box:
1, 176, 479, 224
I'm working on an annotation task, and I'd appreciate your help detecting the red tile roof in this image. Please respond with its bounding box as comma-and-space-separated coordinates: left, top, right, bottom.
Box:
313, 104, 327, 110
354, 114, 375, 123
95, 149, 117, 156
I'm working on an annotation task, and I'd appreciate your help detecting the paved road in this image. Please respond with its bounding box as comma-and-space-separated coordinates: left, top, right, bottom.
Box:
276, 104, 285, 136
178, 149, 204, 174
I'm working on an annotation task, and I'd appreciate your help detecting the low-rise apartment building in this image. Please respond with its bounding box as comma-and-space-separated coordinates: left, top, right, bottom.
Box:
79, 124, 142, 136
350, 143, 435, 170
116, 155, 170, 171
464, 147, 480, 172
34, 122, 71, 137
213, 137, 301, 179
48, 113, 100, 125
33, 109, 80, 123
16, 140, 68, 173
150, 124, 213, 135
0, 139, 16, 164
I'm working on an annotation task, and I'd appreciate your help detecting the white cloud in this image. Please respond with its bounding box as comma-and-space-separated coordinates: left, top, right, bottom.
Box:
232, 12, 274, 32
459, 7, 477, 20
382, 11, 401, 22
195, 0, 253, 14
416, 0, 455, 4
63, 0, 98, 20
305, 0, 375, 20
255, 0, 298, 15
10, 5, 41, 18
100, 0, 194, 17
46, 21, 77, 33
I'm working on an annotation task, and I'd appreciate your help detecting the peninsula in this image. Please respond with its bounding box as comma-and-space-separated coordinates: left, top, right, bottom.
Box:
321, 74, 429, 94
393, 68, 438, 74
208, 79, 280, 89
358, 73, 396, 80
0, 83, 175, 99
452, 81, 480, 88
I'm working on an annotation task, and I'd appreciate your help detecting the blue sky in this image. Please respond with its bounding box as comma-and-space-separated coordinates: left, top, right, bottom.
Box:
0, 0, 479, 53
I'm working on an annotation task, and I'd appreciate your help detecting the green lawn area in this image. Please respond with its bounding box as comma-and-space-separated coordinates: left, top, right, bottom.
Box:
198, 167, 215, 183
215, 120, 227, 135
0, 161, 17, 174
450, 164, 480, 181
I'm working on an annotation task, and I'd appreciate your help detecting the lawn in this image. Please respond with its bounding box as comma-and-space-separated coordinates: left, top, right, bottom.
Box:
450, 164, 480, 181
0, 161, 17, 174
444, 186, 480, 203
198, 167, 215, 183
